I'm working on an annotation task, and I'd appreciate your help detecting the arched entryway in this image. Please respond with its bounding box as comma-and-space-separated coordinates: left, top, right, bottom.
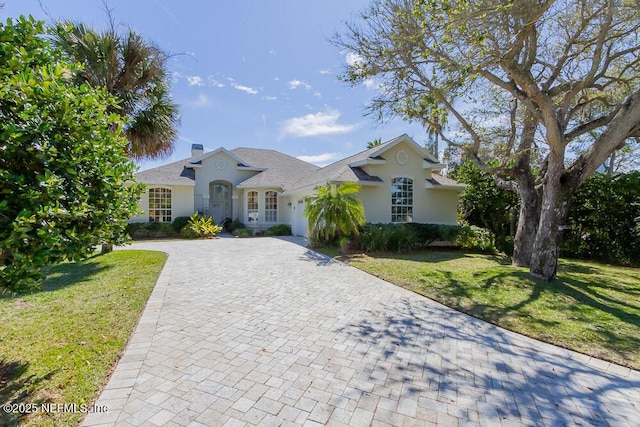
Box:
209, 181, 232, 223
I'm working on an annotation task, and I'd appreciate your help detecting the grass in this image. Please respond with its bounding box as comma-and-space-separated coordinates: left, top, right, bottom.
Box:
320, 247, 640, 371
0, 250, 166, 427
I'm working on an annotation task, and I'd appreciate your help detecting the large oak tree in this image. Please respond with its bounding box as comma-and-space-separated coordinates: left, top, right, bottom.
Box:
334, 0, 640, 280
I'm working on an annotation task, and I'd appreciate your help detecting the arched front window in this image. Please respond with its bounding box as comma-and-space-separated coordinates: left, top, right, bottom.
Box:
264, 191, 278, 222
247, 191, 259, 222
391, 177, 413, 223
149, 187, 172, 222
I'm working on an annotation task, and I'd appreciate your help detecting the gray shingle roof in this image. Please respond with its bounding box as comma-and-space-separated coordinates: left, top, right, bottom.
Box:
135, 158, 196, 185
426, 173, 466, 189
135, 134, 463, 192
231, 148, 320, 191
284, 135, 407, 192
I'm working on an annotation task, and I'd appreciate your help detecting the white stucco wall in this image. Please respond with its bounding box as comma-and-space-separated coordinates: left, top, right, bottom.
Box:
291, 191, 312, 236
191, 152, 262, 221
356, 141, 460, 225
279, 195, 293, 226
194, 152, 259, 196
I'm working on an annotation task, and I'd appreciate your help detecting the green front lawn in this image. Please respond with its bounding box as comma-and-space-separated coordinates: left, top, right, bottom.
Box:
0, 250, 166, 427
324, 249, 640, 370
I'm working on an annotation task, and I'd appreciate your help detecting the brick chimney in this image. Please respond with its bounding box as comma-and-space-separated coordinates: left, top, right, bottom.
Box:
191, 144, 204, 158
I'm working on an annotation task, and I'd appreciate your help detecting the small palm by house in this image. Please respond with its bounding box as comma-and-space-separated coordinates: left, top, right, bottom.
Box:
304, 182, 366, 245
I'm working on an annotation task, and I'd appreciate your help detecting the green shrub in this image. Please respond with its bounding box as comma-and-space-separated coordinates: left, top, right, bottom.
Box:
562, 172, 640, 266
405, 223, 461, 246
233, 228, 253, 238
455, 225, 497, 253
180, 213, 223, 239
388, 224, 420, 253
266, 224, 292, 236
172, 216, 190, 233
0, 17, 142, 293
158, 223, 174, 234
361, 223, 460, 253
437, 224, 463, 242
126, 222, 176, 238
361, 224, 392, 252
227, 219, 245, 233
125, 223, 147, 238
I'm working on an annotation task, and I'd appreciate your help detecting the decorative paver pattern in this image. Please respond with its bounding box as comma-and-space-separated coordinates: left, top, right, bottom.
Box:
83, 237, 640, 426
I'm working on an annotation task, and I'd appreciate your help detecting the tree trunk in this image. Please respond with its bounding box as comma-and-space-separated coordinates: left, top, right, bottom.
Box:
529, 156, 570, 281
511, 117, 540, 267
101, 243, 113, 254
512, 186, 540, 267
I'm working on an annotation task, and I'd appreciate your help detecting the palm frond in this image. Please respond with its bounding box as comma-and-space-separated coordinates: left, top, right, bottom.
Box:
50, 21, 179, 160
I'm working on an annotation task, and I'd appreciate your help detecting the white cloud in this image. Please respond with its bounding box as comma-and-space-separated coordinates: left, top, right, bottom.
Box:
363, 78, 381, 90
231, 83, 258, 95
313, 92, 322, 98
225, 77, 258, 94
269, 49, 276, 55
319, 69, 331, 75
296, 152, 340, 166
262, 95, 277, 101
170, 71, 183, 83
207, 76, 225, 88
340, 53, 380, 90
187, 75, 204, 86
188, 93, 212, 108
288, 79, 311, 90
280, 109, 358, 138
345, 52, 364, 67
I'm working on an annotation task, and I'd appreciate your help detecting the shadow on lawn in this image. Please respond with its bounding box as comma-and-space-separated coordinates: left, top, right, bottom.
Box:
364, 253, 640, 366
0, 257, 109, 300
40, 257, 110, 293
336, 299, 640, 425
438, 266, 640, 367
0, 360, 57, 426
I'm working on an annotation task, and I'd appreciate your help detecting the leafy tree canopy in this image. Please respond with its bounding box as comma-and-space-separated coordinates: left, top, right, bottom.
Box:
0, 16, 142, 293
452, 161, 519, 251
334, 0, 640, 280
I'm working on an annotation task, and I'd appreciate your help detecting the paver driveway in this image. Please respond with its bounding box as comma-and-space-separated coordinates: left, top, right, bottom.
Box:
83, 237, 640, 426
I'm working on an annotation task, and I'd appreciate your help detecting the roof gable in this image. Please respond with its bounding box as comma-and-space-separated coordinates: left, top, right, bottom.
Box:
283, 134, 449, 193
368, 134, 439, 163
187, 147, 249, 167
135, 158, 196, 186
231, 148, 319, 191
134, 134, 460, 192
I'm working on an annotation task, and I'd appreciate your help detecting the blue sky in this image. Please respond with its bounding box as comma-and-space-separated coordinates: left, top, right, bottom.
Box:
2, 0, 427, 170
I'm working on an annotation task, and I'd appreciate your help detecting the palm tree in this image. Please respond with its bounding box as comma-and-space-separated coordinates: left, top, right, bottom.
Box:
304, 182, 366, 244
366, 138, 383, 149
51, 21, 179, 160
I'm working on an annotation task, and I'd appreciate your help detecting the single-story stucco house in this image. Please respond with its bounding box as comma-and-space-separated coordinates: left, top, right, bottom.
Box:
131, 134, 465, 236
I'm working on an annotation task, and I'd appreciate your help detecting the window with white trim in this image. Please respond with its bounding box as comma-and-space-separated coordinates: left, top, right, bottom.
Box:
264, 191, 278, 222
149, 188, 172, 222
247, 191, 259, 222
391, 177, 413, 223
